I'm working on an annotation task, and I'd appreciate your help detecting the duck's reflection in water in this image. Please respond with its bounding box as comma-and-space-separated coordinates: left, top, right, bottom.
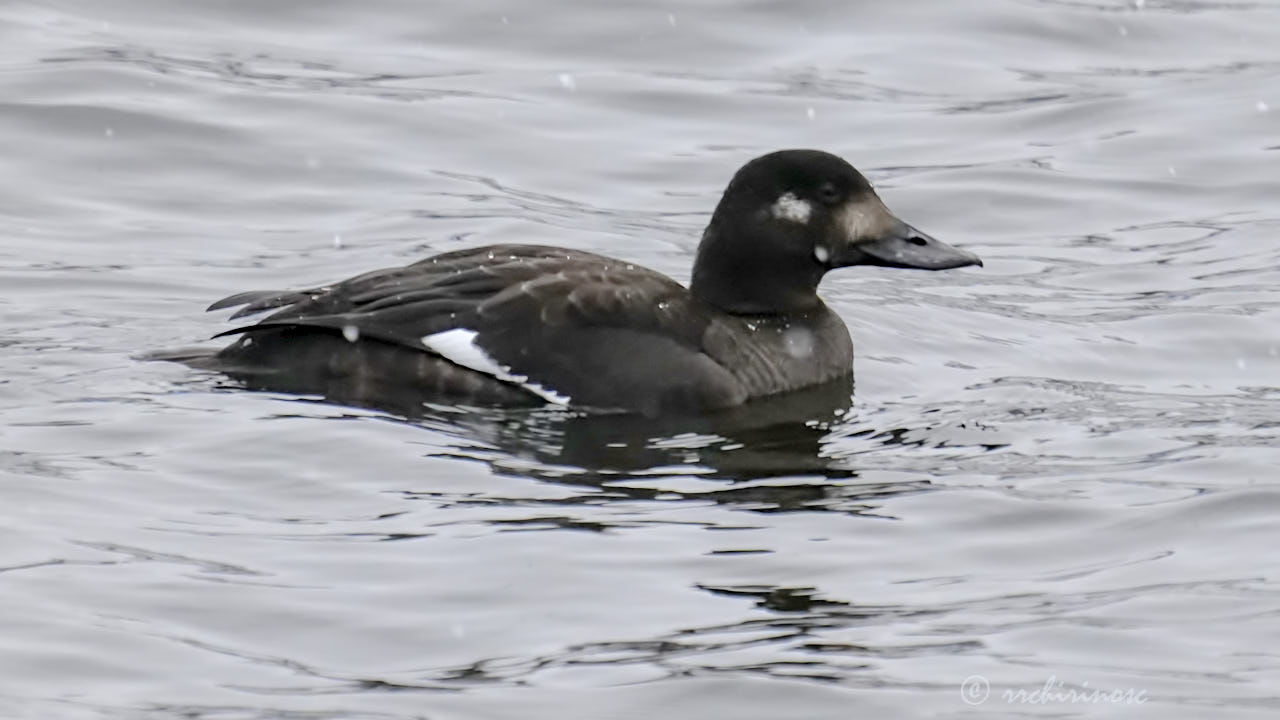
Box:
215, 370, 934, 513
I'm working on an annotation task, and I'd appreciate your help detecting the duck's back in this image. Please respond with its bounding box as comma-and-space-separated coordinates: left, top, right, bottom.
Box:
204, 244, 778, 413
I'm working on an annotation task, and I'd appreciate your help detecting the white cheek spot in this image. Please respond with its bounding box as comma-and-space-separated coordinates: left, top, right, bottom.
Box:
422, 329, 571, 405
813, 245, 830, 264
783, 327, 815, 359
771, 192, 812, 224
342, 325, 360, 343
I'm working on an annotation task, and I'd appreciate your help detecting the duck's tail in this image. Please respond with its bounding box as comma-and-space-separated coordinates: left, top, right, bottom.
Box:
135, 346, 222, 370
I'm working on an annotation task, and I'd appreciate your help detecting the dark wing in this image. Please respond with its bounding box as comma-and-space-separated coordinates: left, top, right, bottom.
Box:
210, 244, 746, 412
212, 245, 619, 342
467, 267, 747, 411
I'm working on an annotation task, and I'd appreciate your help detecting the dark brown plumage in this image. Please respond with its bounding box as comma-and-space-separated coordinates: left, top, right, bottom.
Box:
179, 150, 982, 415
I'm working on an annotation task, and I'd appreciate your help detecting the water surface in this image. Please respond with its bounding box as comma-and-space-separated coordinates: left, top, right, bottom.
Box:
2, 1, 1279, 718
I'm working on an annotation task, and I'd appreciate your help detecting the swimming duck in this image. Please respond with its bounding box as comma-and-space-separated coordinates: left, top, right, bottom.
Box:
192, 149, 981, 415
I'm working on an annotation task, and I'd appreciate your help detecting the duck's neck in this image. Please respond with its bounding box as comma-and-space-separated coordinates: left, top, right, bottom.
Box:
690, 225, 825, 315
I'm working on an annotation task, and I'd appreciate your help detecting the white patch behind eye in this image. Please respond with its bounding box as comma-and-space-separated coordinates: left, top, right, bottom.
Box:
422, 328, 571, 405
771, 192, 812, 224
813, 245, 830, 264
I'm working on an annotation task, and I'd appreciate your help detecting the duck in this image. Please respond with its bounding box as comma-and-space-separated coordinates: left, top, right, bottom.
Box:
186, 149, 981, 416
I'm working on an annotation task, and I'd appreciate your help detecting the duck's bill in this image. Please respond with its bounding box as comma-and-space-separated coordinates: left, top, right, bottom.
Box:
828, 195, 982, 271
856, 223, 983, 270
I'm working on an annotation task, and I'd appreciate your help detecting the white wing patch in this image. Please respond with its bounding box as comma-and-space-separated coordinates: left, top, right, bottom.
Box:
771, 192, 812, 224
421, 328, 571, 405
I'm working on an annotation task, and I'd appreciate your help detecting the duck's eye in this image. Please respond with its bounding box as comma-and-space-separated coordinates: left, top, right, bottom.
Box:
817, 182, 840, 204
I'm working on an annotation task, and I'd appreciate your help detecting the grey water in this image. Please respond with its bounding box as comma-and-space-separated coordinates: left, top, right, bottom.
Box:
2, 1, 1279, 718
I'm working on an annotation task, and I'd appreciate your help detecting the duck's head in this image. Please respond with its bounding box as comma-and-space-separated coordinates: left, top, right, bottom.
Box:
692, 149, 982, 314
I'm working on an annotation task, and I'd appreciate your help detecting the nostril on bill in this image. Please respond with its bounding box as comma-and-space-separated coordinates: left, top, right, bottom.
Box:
906, 236, 928, 246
